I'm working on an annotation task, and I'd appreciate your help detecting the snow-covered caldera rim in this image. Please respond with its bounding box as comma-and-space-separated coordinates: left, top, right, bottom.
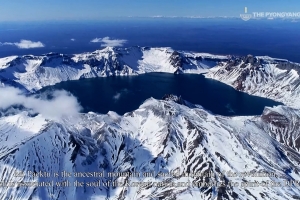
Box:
0, 94, 287, 123
0, 46, 300, 69
2, 46, 298, 63
0, 46, 300, 110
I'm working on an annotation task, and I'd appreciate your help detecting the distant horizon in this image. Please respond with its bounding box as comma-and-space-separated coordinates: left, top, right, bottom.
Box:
1, 0, 300, 21
1, 18, 300, 63
1, 16, 299, 23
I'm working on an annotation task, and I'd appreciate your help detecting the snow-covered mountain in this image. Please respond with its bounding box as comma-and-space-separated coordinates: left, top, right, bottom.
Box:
205, 55, 300, 108
1, 47, 300, 199
0, 47, 300, 109
1, 95, 300, 200
0, 46, 227, 92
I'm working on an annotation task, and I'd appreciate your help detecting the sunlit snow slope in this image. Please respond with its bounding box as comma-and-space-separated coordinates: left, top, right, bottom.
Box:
1, 47, 300, 199
1, 47, 299, 108
0, 47, 226, 93
0, 96, 300, 200
205, 55, 300, 108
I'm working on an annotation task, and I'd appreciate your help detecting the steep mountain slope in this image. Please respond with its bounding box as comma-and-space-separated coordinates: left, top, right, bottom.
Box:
1, 48, 300, 199
1, 47, 300, 109
0, 47, 226, 92
205, 55, 300, 108
0, 96, 300, 200
260, 106, 300, 153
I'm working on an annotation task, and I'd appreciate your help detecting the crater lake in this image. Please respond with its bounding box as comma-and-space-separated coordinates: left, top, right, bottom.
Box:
39, 73, 283, 116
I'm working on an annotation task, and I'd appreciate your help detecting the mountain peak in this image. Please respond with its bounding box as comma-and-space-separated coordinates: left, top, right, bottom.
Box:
0, 47, 300, 109
1, 95, 300, 199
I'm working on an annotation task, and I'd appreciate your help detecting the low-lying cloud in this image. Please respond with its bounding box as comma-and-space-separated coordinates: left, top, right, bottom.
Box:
90, 37, 127, 47
0, 86, 82, 120
0, 40, 45, 49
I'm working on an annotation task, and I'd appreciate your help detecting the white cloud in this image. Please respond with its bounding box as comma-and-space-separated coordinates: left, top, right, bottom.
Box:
0, 86, 82, 120
1, 42, 14, 46
90, 37, 127, 47
113, 93, 122, 101
70, 38, 76, 41
90, 38, 102, 43
0, 40, 45, 49
112, 89, 129, 102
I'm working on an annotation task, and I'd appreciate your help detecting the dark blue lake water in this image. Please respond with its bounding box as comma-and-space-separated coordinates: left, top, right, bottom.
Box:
1, 18, 300, 62
40, 73, 283, 116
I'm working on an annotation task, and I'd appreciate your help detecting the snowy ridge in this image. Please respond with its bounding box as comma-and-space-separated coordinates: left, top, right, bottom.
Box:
0, 96, 300, 199
205, 55, 300, 108
1, 47, 300, 108
1, 47, 300, 199
0, 46, 225, 92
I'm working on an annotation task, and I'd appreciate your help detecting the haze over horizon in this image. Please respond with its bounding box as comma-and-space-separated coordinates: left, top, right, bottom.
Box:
1, 0, 300, 21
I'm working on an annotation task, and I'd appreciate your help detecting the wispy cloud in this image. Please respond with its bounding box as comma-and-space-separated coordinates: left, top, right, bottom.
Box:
112, 89, 129, 102
70, 38, 76, 41
113, 93, 122, 101
0, 40, 45, 49
90, 38, 102, 43
0, 86, 82, 120
90, 37, 127, 47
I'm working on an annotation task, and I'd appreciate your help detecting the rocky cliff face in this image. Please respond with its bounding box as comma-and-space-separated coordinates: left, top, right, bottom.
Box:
205, 55, 300, 108
260, 106, 300, 153
0, 47, 225, 92
0, 96, 300, 200
1, 47, 300, 109
1, 47, 300, 199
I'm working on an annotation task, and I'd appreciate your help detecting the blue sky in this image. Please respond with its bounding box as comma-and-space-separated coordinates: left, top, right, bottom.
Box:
0, 0, 300, 21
